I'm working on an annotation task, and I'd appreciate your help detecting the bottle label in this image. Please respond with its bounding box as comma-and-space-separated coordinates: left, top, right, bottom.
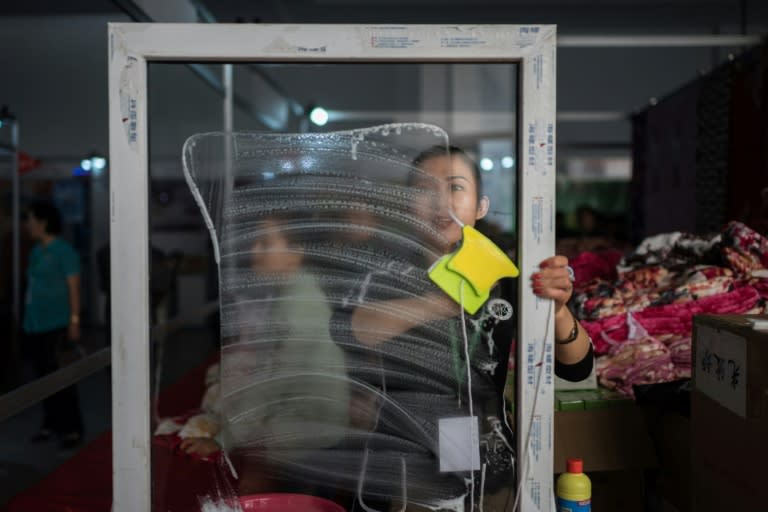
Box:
556, 497, 591, 512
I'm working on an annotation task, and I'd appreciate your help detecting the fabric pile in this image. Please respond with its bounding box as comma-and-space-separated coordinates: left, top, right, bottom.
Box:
570, 222, 768, 397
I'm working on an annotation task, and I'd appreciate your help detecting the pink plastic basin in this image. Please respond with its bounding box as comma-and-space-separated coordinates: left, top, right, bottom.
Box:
238, 493, 346, 511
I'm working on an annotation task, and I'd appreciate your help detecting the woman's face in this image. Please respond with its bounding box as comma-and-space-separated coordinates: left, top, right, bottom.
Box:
250, 220, 303, 274
415, 154, 488, 248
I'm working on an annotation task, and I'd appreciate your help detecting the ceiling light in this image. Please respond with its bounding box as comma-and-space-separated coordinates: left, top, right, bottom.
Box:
92, 157, 107, 170
309, 106, 329, 126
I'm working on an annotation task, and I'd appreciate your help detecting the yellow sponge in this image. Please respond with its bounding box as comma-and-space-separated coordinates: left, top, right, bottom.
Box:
428, 225, 519, 314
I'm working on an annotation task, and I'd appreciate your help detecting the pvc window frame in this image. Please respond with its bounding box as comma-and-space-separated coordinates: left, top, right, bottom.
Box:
108, 23, 556, 512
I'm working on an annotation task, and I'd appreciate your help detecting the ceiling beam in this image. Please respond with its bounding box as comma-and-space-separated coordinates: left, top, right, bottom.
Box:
111, 0, 295, 129
559, 34, 763, 47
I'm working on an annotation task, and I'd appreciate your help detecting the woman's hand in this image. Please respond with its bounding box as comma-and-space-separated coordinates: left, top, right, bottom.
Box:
530, 255, 573, 315
531, 255, 593, 370
180, 437, 220, 457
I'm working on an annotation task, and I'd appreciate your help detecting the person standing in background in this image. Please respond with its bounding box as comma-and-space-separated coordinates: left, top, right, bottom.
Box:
23, 200, 84, 450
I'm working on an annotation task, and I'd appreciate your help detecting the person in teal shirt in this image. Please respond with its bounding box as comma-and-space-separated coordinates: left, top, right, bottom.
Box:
23, 200, 84, 449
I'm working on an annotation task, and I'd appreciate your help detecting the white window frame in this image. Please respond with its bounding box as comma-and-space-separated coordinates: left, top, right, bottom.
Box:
108, 23, 556, 512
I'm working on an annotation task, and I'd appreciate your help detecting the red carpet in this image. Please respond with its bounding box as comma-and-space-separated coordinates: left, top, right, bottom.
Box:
4, 354, 225, 512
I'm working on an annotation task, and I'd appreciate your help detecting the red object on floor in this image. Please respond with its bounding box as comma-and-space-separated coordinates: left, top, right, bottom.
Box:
239, 494, 346, 511
3, 433, 112, 512
3, 355, 227, 512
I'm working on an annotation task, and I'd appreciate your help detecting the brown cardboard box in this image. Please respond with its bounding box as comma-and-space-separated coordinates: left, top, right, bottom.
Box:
554, 406, 657, 473
553, 406, 657, 511
691, 315, 768, 512
657, 413, 691, 512
589, 470, 645, 512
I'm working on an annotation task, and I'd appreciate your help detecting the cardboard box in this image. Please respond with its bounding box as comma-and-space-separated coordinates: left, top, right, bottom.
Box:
589, 470, 645, 512
657, 413, 691, 512
554, 406, 657, 473
691, 315, 768, 512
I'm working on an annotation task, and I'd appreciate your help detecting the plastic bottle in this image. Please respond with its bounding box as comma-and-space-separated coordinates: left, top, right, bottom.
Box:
556, 458, 591, 512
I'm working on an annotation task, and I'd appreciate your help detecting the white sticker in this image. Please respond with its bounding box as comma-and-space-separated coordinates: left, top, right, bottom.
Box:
531, 196, 543, 245
695, 325, 747, 418
438, 416, 481, 472
118, 56, 139, 150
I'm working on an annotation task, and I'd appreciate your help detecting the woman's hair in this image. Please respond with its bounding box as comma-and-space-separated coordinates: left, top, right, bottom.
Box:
411, 145, 483, 201
28, 200, 62, 235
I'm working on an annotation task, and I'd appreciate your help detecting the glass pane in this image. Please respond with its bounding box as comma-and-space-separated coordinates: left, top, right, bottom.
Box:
149, 62, 518, 512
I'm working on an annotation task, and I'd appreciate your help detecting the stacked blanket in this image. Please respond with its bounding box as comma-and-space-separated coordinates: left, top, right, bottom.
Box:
570, 222, 767, 397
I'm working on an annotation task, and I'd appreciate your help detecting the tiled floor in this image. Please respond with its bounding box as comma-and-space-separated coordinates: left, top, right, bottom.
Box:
0, 325, 217, 507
